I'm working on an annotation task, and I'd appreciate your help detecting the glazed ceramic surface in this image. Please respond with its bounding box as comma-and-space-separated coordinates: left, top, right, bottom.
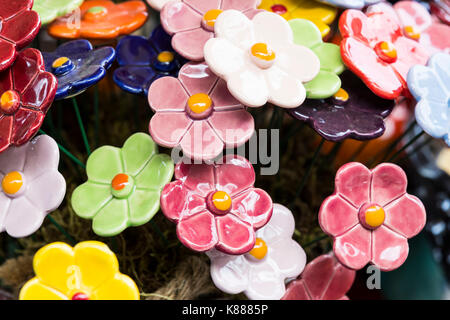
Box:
204, 10, 320, 108
319, 162, 427, 271
339, 9, 429, 99
317, 0, 380, 9
430, 0, 450, 25
33, 0, 84, 25
19, 241, 140, 300
0, 135, 66, 238
71, 133, 174, 237
0, 0, 41, 72
147, 0, 178, 11
148, 61, 255, 161
48, 0, 148, 39
207, 204, 306, 300
161, 0, 261, 61
282, 252, 356, 300
160, 155, 273, 254
289, 70, 395, 142
114, 26, 184, 96
407, 52, 450, 147
0, 48, 57, 153
43, 40, 116, 100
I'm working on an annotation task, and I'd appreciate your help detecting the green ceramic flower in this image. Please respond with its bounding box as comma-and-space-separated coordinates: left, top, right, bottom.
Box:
33, 0, 84, 25
289, 18, 345, 99
71, 133, 174, 237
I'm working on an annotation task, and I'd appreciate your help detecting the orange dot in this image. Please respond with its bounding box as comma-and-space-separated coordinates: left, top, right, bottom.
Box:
2, 171, 23, 195
212, 191, 232, 212
404, 25, 420, 40
333, 88, 349, 102
249, 238, 268, 260
52, 57, 70, 69
111, 174, 129, 191
376, 41, 397, 62
157, 51, 174, 63
0, 90, 19, 113
364, 205, 385, 228
203, 9, 223, 28
251, 43, 276, 62
188, 93, 212, 114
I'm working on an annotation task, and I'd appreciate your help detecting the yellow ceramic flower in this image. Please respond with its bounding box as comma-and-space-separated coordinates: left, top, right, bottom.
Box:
258, 0, 337, 37
19, 241, 140, 300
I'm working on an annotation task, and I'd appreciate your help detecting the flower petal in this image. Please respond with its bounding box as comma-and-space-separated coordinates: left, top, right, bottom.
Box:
0, 116, 13, 153
91, 274, 139, 300
1, 10, 40, 47
384, 194, 426, 238
128, 190, 159, 226
26, 171, 66, 211
210, 78, 242, 110
216, 214, 255, 254
252, 11, 293, 45
71, 182, 112, 219
178, 62, 218, 96
0, 39, 16, 72
148, 77, 189, 112
289, 18, 322, 49
312, 42, 345, 75
216, 155, 255, 196
275, 44, 320, 83
135, 154, 174, 190
257, 203, 295, 242
179, 120, 224, 161
370, 163, 407, 206
319, 195, 359, 237
407, 63, 448, 104
116, 36, 157, 66
0, 191, 10, 233
161, 1, 202, 34
86, 146, 123, 184
172, 28, 213, 61
5, 197, 45, 238
23, 135, 59, 179
394, 1, 432, 32
282, 279, 311, 300
263, 66, 307, 108
0, 0, 33, 20
11, 48, 42, 93
415, 99, 449, 141
213, 9, 255, 50
19, 278, 68, 300
174, 161, 215, 195
231, 188, 273, 229
209, 252, 249, 294
334, 162, 371, 208
114, 66, 157, 95
184, 0, 221, 14
208, 109, 254, 147
270, 238, 306, 278
149, 112, 192, 148
11, 108, 44, 146
372, 225, 409, 271
246, 262, 285, 300
221, 0, 259, 11
391, 37, 429, 85
334, 224, 371, 270
177, 210, 218, 252
92, 199, 129, 237
304, 70, 341, 99
429, 52, 450, 91
122, 133, 157, 176
204, 38, 247, 79
0, 139, 27, 174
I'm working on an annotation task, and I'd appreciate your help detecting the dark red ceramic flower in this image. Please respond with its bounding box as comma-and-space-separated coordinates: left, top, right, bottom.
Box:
0, 0, 41, 72
0, 48, 57, 153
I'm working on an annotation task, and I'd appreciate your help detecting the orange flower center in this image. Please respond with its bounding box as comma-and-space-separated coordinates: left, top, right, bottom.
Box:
364, 205, 385, 228
249, 238, 268, 260
0, 90, 20, 114
271, 4, 288, 15
188, 93, 212, 114
157, 51, 175, 63
84, 6, 108, 21
333, 88, 349, 102
404, 25, 420, 40
2, 171, 23, 195
212, 191, 232, 212
375, 41, 397, 63
52, 57, 70, 69
111, 173, 129, 191
203, 9, 223, 30
251, 43, 276, 62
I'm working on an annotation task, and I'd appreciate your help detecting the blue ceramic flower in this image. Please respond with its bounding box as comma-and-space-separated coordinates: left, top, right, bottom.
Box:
407, 52, 450, 146
113, 25, 184, 96
316, 0, 381, 9
42, 40, 116, 100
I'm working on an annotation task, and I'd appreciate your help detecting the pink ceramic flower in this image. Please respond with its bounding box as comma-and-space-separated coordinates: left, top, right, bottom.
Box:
282, 252, 355, 300
148, 61, 255, 161
319, 162, 426, 271
161, 0, 261, 61
0, 134, 66, 238
160, 155, 273, 254
207, 204, 306, 300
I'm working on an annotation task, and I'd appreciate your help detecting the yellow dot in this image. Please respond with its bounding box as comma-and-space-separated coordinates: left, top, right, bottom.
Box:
188, 93, 212, 114
365, 205, 385, 228
2, 171, 23, 195
249, 238, 268, 260
379, 41, 397, 59
157, 51, 174, 63
251, 43, 276, 61
212, 191, 232, 212
52, 57, 70, 69
203, 9, 223, 28
0, 90, 19, 112
404, 25, 420, 40
333, 88, 349, 102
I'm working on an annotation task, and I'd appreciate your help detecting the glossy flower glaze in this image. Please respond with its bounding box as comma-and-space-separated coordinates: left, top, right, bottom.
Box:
319, 162, 426, 271
148, 61, 255, 161
282, 252, 356, 300
408, 52, 450, 147
160, 155, 273, 254
204, 10, 319, 108
43, 40, 115, 100
339, 9, 429, 99
71, 133, 174, 237
0, 49, 57, 153
19, 241, 140, 300
0, 0, 41, 72
208, 204, 306, 300
430, 0, 450, 25
33, 0, 84, 25
0, 135, 66, 238
48, 0, 148, 39
147, 0, 177, 11
317, 0, 380, 9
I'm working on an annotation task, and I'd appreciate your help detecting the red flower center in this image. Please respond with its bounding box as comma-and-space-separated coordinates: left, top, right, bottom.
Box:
72, 292, 90, 300
0, 90, 20, 115
271, 4, 288, 15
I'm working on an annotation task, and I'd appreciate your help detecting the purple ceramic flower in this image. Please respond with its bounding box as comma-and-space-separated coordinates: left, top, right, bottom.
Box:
0, 134, 66, 238
289, 71, 395, 142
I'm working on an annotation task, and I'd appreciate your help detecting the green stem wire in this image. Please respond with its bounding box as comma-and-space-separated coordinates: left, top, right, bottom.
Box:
72, 98, 91, 155
348, 140, 369, 162
150, 221, 168, 246
295, 138, 325, 199
387, 130, 425, 162
303, 234, 329, 248
396, 135, 433, 164
47, 215, 76, 246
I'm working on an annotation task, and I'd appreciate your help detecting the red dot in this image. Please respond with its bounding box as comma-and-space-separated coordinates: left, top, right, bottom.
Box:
271, 4, 287, 15
72, 292, 90, 300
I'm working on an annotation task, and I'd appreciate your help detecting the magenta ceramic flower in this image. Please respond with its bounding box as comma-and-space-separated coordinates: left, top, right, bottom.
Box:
319, 162, 426, 271
207, 204, 306, 300
148, 61, 255, 161
160, 155, 273, 254
0, 134, 66, 238
160, 0, 261, 61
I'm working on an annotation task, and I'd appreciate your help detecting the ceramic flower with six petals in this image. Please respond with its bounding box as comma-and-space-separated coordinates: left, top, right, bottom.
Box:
319, 162, 426, 271
33, 0, 84, 25
204, 10, 320, 108
160, 155, 273, 255
71, 133, 174, 237
208, 204, 306, 300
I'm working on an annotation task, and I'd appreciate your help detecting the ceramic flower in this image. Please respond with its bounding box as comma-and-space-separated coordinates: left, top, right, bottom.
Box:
147, 0, 176, 11
430, 0, 450, 25
48, 0, 148, 39
0, 135, 66, 238
282, 252, 356, 300
148, 61, 255, 161
19, 241, 140, 300
339, 9, 429, 99
43, 40, 116, 100
289, 19, 344, 99
204, 10, 320, 108
71, 133, 174, 237
160, 0, 261, 61
0, 0, 41, 72
207, 204, 306, 300
319, 162, 427, 271
114, 26, 184, 96
258, 0, 337, 38
289, 71, 395, 142
33, 0, 84, 25
316, 0, 380, 9
407, 52, 450, 147
0, 49, 57, 153
160, 155, 273, 254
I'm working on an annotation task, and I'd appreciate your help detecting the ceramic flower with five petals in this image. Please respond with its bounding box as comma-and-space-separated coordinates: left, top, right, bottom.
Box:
33, 0, 84, 25
204, 10, 320, 108
208, 204, 306, 300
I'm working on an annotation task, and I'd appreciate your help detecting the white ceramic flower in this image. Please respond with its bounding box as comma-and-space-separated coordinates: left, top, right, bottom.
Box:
204, 10, 320, 108
146, 0, 178, 11
207, 203, 306, 300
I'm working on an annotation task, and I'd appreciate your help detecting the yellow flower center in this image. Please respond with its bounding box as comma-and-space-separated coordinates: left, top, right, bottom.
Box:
364, 205, 385, 228
188, 93, 212, 114
157, 51, 175, 63
404, 25, 420, 40
251, 43, 276, 62
375, 41, 397, 63
203, 9, 223, 29
333, 88, 349, 102
52, 57, 70, 69
212, 191, 232, 212
249, 238, 268, 260
0, 90, 20, 114
2, 171, 23, 195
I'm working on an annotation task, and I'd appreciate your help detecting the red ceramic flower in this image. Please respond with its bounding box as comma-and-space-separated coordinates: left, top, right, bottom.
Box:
0, 0, 41, 72
319, 162, 426, 271
0, 49, 57, 153
282, 252, 356, 300
160, 155, 273, 254
339, 9, 429, 99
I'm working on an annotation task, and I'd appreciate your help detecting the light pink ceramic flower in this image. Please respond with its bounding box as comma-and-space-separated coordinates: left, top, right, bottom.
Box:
0, 134, 66, 238
207, 204, 306, 300
319, 162, 426, 271
161, 0, 261, 61
160, 155, 273, 255
148, 61, 255, 161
